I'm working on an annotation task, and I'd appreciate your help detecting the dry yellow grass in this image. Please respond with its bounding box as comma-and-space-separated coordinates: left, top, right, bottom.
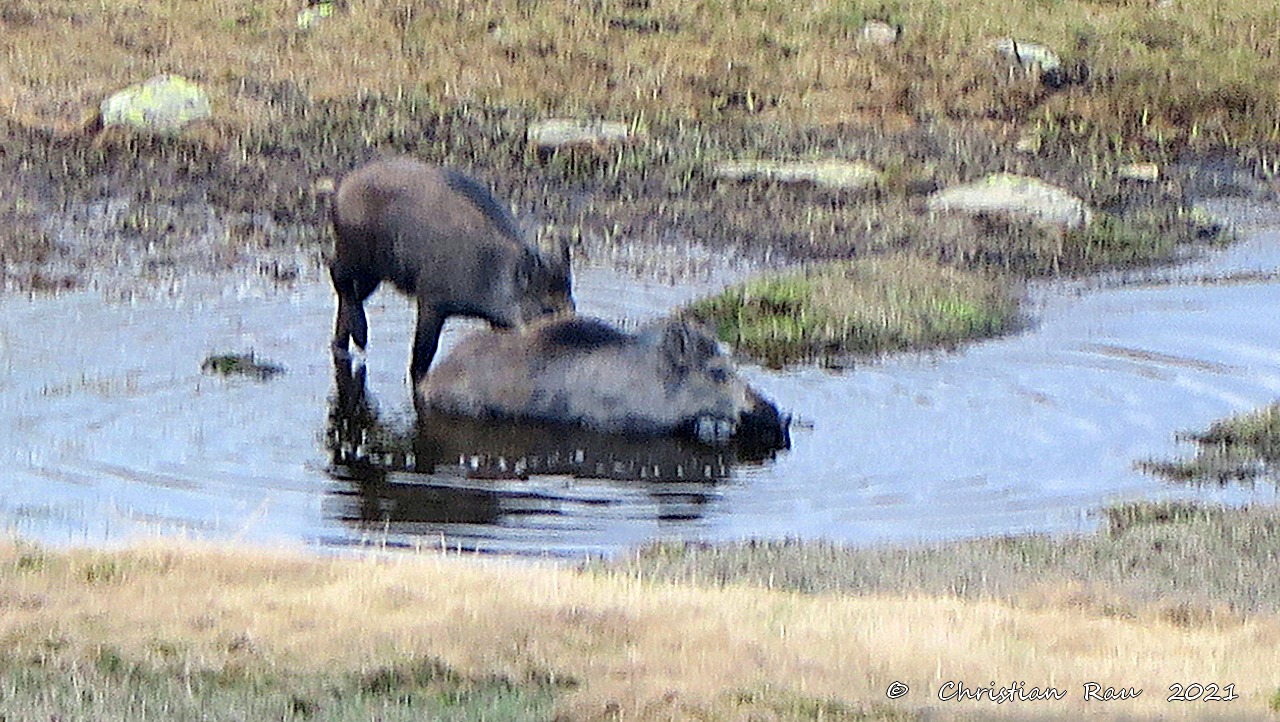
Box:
4, 0, 1279, 150
3, 541, 1277, 720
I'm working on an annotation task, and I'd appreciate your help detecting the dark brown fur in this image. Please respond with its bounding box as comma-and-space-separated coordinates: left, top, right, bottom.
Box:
330, 156, 573, 382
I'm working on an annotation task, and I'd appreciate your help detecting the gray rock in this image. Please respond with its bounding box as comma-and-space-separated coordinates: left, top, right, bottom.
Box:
1118, 163, 1160, 183
860, 21, 900, 46
101, 75, 211, 133
710, 159, 881, 190
992, 38, 1061, 73
526, 119, 633, 151
1014, 132, 1042, 155
927, 173, 1093, 229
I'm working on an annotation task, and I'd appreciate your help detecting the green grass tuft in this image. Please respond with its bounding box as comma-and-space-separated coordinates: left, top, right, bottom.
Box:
1071, 212, 1177, 268
685, 254, 1017, 367
1142, 402, 1280, 485
200, 352, 285, 381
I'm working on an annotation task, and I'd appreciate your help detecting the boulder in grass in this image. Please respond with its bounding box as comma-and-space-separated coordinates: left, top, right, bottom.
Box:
992, 38, 1070, 87
710, 159, 881, 191
992, 38, 1061, 74
100, 74, 211, 134
1119, 163, 1160, 183
927, 173, 1093, 230
860, 21, 900, 46
526, 119, 634, 153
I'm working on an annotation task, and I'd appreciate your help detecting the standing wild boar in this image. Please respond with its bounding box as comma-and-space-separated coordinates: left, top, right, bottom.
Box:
330, 157, 574, 382
418, 316, 790, 447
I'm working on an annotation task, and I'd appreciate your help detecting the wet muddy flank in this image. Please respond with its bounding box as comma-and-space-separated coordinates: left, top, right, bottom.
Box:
3, 202, 1280, 556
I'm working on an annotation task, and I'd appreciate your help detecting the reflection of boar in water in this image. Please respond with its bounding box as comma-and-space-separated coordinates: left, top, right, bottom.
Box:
419, 316, 790, 446
330, 157, 574, 383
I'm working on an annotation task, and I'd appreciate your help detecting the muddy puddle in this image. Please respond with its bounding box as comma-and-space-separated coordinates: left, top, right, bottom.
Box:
4, 202, 1280, 556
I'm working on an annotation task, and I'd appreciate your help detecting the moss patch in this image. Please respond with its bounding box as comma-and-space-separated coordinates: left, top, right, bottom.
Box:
200, 352, 285, 381
685, 255, 1018, 367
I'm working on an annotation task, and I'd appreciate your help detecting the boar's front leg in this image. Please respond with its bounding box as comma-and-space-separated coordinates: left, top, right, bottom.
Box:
333, 294, 367, 357
331, 269, 377, 358
410, 301, 447, 384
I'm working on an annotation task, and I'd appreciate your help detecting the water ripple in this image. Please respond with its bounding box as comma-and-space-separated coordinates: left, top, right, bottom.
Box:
4, 216, 1280, 554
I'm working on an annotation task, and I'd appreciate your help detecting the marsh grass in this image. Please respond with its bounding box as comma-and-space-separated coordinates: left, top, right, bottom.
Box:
685, 254, 1017, 366
1070, 212, 1173, 267
607, 501, 1280, 621
1142, 402, 1280, 485
3, 536, 1280, 721
1190, 404, 1280, 457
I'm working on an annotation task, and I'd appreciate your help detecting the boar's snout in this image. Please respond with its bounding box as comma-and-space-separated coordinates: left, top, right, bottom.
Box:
736, 387, 791, 450
517, 293, 574, 329
689, 386, 790, 448
546, 293, 575, 317
515, 248, 575, 326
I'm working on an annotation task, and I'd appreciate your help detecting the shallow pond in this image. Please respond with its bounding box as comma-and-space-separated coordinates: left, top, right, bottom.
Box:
4, 202, 1280, 556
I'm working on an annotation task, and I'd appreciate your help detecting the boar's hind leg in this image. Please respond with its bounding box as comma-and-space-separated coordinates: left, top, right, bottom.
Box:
410, 303, 447, 383
331, 270, 377, 356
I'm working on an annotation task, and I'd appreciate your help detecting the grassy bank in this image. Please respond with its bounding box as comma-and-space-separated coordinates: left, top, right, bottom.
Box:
685, 254, 1017, 366
4, 512, 1280, 721
1144, 402, 1280, 485
601, 502, 1280, 619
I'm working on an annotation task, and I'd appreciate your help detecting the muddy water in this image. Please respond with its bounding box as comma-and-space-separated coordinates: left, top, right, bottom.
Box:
4, 203, 1280, 555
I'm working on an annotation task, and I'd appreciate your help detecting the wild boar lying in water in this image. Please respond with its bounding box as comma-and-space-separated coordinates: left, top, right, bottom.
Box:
330, 156, 574, 383
418, 316, 790, 447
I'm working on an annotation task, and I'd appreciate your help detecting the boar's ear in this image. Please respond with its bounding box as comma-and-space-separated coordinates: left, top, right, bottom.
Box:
659, 319, 713, 371
557, 237, 571, 272
514, 249, 538, 290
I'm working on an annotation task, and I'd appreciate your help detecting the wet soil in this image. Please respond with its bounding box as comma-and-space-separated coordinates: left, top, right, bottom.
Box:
2, 85, 1272, 296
